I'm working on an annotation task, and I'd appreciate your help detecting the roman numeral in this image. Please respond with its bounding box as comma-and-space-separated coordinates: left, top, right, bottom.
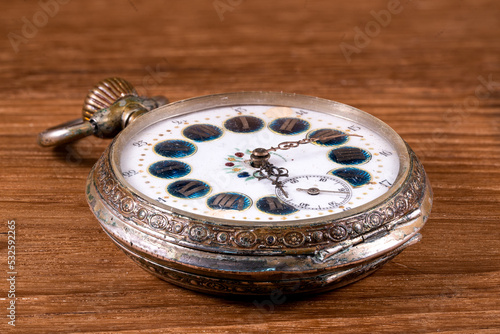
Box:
185, 125, 219, 140
238, 116, 250, 130
335, 169, 360, 179
315, 129, 334, 140
212, 193, 244, 210
279, 118, 299, 132
233, 107, 247, 113
379, 179, 392, 188
379, 150, 393, 157
122, 170, 138, 178
156, 164, 183, 173
266, 197, 283, 210
132, 140, 149, 147
314, 129, 344, 143
178, 181, 207, 196
332, 147, 366, 163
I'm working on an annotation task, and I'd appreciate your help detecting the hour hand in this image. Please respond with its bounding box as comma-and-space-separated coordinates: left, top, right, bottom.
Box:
275, 181, 289, 198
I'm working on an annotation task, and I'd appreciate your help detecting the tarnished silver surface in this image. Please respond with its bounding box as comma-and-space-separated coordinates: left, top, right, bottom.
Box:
84, 91, 433, 295
87, 151, 430, 295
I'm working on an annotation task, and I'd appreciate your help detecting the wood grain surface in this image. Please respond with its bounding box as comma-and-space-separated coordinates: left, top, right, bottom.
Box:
1, 0, 499, 333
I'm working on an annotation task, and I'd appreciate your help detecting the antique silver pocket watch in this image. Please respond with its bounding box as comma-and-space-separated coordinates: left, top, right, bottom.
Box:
39, 78, 432, 295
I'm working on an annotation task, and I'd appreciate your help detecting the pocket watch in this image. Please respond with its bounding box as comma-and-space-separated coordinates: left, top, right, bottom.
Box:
39, 78, 433, 296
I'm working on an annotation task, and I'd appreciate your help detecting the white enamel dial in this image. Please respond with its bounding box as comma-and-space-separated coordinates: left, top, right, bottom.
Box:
118, 104, 401, 222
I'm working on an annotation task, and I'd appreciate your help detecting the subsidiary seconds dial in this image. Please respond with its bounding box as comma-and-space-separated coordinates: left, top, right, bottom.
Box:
276, 175, 352, 210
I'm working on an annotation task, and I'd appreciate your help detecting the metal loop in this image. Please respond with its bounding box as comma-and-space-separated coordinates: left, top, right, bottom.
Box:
37, 118, 95, 147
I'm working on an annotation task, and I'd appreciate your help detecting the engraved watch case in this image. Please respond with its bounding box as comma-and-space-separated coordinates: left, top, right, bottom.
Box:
84, 91, 432, 295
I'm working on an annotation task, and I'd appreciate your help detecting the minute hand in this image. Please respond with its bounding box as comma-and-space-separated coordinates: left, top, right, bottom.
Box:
266, 133, 362, 153
296, 187, 349, 195
250, 133, 362, 168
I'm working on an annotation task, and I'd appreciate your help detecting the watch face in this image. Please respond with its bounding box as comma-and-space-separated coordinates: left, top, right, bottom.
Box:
116, 95, 405, 223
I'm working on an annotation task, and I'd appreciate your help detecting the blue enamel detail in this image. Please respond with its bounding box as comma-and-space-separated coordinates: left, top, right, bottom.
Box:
224, 116, 265, 133
330, 167, 371, 187
167, 179, 211, 199
269, 117, 310, 135
154, 140, 196, 158
182, 124, 223, 142
256, 196, 298, 215
328, 146, 371, 165
308, 129, 348, 146
207, 192, 252, 211
149, 160, 191, 179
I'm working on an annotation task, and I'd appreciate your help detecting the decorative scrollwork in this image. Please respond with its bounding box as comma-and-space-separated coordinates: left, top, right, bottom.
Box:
234, 231, 258, 248
312, 231, 323, 242
121, 197, 135, 213
283, 232, 306, 247
216, 232, 229, 243
189, 225, 209, 242
149, 214, 168, 230
368, 212, 384, 227
330, 224, 348, 241
91, 146, 428, 254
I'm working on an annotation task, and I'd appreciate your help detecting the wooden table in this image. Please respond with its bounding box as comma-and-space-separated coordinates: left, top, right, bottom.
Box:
1, 0, 499, 332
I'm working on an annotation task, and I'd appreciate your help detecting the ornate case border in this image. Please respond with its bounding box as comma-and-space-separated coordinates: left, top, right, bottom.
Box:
87, 143, 430, 256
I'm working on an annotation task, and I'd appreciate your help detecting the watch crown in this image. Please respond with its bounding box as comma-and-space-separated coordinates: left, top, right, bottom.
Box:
82, 77, 138, 121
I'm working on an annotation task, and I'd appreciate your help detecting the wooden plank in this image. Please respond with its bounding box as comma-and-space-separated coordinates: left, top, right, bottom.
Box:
0, 0, 499, 332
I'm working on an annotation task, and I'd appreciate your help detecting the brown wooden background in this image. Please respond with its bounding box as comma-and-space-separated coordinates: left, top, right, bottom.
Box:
1, 0, 499, 333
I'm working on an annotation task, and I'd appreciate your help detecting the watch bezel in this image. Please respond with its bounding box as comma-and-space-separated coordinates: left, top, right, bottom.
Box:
109, 91, 410, 227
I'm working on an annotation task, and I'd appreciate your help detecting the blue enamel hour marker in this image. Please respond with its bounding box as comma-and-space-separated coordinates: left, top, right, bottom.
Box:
149, 161, 191, 179
308, 129, 348, 146
329, 146, 371, 165
330, 167, 371, 187
207, 192, 252, 211
183, 124, 223, 142
167, 179, 211, 199
154, 140, 196, 158
269, 117, 310, 135
256, 196, 298, 215
224, 115, 264, 133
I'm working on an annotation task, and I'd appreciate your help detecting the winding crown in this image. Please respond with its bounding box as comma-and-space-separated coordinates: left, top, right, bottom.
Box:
82, 77, 138, 121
